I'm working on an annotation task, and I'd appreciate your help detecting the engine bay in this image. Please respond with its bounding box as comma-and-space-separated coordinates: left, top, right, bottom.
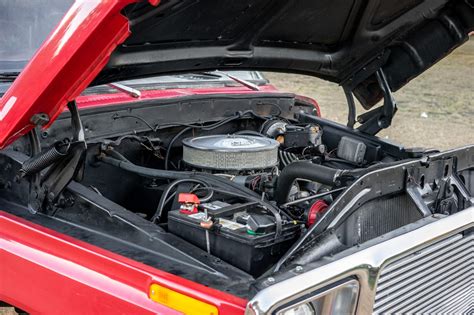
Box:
1, 93, 472, 297
86, 99, 417, 277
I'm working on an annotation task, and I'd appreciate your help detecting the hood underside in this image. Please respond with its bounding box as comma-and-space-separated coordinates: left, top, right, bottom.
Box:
0, 0, 472, 148
97, 0, 474, 108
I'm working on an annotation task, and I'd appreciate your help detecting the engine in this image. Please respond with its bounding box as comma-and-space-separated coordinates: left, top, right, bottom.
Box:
93, 114, 382, 276
162, 122, 343, 276
70, 102, 441, 277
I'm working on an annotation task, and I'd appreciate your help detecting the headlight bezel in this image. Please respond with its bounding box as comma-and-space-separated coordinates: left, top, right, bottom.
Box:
274, 278, 360, 315
247, 207, 474, 315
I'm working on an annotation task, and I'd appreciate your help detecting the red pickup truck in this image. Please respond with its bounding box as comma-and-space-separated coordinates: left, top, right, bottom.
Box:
1, 1, 473, 314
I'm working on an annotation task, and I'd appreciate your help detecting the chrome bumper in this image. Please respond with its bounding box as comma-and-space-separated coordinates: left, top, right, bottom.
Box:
246, 206, 474, 314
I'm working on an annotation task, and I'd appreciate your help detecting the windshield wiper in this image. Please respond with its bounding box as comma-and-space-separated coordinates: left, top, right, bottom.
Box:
201, 70, 261, 91
107, 82, 141, 98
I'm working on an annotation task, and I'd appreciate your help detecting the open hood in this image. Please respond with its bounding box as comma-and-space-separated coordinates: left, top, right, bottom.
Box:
0, 0, 473, 148
97, 0, 474, 106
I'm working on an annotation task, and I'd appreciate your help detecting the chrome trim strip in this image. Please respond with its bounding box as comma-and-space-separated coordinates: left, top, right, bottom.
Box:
246, 206, 474, 314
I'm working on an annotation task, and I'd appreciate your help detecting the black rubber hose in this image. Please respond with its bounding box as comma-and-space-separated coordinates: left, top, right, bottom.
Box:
99, 154, 268, 201
99, 155, 193, 180
275, 161, 342, 205
98, 154, 290, 236
106, 150, 132, 163
275, 158, 409, 205
100, 154, 266, 194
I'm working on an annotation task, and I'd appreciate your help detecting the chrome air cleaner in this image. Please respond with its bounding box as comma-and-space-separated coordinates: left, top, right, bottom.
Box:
182, 135, 279, 171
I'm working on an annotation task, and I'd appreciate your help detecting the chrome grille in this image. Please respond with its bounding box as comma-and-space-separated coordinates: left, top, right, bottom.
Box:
374, 232, 474, 314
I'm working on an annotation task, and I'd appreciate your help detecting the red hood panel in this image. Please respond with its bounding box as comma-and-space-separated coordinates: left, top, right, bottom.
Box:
0, 0, 157, 149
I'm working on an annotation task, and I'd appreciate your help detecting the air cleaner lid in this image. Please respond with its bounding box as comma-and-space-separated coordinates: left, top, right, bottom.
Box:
182, 135, 279, 152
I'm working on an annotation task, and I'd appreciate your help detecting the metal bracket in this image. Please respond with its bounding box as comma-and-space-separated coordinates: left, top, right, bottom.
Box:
357, 68, 397, 135
30, 113, 50, 126
343, 86, 357, 129
26, 100, 86, 214
406, 182, 433, 217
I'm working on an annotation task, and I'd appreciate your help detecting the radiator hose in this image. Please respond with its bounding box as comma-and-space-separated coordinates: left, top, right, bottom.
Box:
274, 159, 401, 204
275, 161, 345, 205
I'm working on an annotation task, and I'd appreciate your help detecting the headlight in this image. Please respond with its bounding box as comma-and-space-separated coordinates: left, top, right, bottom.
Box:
276, 280, 359, 315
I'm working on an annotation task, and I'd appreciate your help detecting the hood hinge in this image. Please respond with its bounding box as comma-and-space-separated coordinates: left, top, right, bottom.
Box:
21, 101, 87, 214
343, 68, 398, 135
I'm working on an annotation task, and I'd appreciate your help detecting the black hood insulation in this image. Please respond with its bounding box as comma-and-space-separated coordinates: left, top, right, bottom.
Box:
93, 0, 474, 108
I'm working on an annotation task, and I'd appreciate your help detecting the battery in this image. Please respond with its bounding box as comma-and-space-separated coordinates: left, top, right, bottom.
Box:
168, 204, 302, 276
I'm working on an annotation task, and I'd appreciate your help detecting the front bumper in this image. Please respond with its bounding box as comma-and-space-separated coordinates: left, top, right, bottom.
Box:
247, 205, 474, 314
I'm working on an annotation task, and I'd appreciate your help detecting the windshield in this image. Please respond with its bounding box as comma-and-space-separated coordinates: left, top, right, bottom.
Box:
83, 71, 268, 95
0, 0, 74, 72
0, 2, 267, 95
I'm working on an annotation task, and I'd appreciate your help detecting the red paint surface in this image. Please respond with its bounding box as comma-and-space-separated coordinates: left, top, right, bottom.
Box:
75, 85, 281, 110
0, 211, 247, 314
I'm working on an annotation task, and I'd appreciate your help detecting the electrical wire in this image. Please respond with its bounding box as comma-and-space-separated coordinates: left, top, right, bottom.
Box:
164, 127, 192, 170
98, 154, 293, 235
163, 110, 267, 170
113, 114, 155, 131
112, 110, 274, 171
192, 186, 285, 237
151, 178, 213, 223
113, 108, 275, 133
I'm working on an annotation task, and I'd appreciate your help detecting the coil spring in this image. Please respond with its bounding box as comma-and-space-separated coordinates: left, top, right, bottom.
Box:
20, 141, 70, 176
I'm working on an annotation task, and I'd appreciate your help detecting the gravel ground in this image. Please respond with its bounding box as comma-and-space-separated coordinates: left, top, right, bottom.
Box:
265, 39, 474, 150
